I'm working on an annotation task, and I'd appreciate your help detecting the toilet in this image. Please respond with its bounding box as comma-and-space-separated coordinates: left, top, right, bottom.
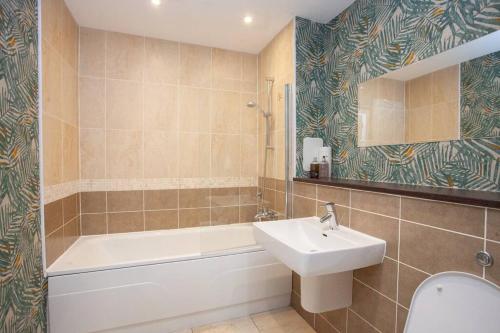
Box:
405, 272, 500, 333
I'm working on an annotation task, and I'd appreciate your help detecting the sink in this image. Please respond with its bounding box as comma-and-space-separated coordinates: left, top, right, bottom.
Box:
253, 217, 386, 312
253, 217, 386, 277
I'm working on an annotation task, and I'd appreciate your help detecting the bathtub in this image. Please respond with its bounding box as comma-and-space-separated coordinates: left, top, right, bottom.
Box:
47, 224, 291, 333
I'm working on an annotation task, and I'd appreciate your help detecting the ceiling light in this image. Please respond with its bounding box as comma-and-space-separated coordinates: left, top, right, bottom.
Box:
151, 0, 161, 7
243, 15, 253, 24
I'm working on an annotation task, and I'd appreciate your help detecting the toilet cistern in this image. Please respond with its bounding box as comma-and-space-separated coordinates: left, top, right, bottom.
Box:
319, 202, 339, 230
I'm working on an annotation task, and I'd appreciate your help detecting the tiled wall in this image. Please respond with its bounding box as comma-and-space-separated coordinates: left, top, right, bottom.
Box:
42, 0, 80, 266
257, 21, 294, 181
290, 181, 499, 333
79, 187, 258, 235
259, 177, 287, 218
42, 0, 79, 193
79, 28, 258, 190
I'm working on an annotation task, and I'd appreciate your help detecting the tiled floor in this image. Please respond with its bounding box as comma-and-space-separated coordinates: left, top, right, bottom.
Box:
176, 307, 315, 333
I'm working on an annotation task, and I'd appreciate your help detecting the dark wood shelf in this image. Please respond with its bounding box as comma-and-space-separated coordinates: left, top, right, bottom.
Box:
293, 177, 500, 208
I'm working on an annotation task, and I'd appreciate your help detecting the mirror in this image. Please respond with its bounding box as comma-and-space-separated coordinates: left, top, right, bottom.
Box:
357, 30, 500, 147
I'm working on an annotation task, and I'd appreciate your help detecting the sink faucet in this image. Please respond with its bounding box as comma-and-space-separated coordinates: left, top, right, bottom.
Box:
319, 202, 339, 230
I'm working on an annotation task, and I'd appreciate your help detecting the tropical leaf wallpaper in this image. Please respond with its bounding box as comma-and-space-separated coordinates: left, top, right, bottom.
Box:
0, 0, 46, 332
296, 0, 500, 191
461, 50, 500, 138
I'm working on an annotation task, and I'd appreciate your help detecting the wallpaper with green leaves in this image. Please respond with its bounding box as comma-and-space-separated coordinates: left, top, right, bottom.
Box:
461, 50, 500, 138
0, 0, 46, 332
296, 0, 500, 191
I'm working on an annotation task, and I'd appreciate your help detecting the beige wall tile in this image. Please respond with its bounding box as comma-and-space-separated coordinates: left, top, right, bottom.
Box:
293, 182, 316, 199
81, 213, 107, 235
61, 61, 78, 126
353, 258, 398, 300
106, 79, 143, 130
81, 192, 106, 213
62, 123, 79, 182
432, 65, 459, 104
44, 200, 63, 235
210, 90, 240, 134
347, 310, 379, 333
62, 194, 78, 223
211, 206, 239, 225
42, 0, 63, 51
317, 186, 349, 206
239, 205, 257, 223
144, 131, 178, 178
241, 93, 258, 134
80, 77, 105, 129
80, 129, 105, 179
397, 263, 430, 308
45, 227, 64, 267
144, 38, 179, 84
487, 209, 500, 241
79, 28, 105, 77
178, 87, 210, 133
242, 54, 258, 91
179, 188, 210, 208
351, 280, 396, 333
106, 32, 144, 80
432, 100, 459, 141
61, 4, 78, 69
292, 195, 316, 218
321, 309, 346, 333
108, 212, 144, 233
145, 210, 178, 230
210, 187, 239, 207
144, 190, 178, 210
240, 135, 258, 177
63, 216, 80, 249
107, 190, 143, 212
485, 241, 499, 285
211, 134, 240, 177
351, 190, 399, 217
144, 83, 178, 131
179, 208, 210, 228
179, 43, 211, 88
401, 198, 484, 236
42, 41, 62, 119
43, 115, 62, 186
240, 187, 257, 205
178, 133, 210, 178
106, 130, 143, 179
397, 306, 408, 333
350, 210, 399, 259
212, 48, 242, 91
400, 221, 483, 275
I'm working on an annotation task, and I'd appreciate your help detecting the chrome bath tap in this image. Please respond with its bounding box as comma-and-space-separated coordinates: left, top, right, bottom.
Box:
319, 202, 339, 230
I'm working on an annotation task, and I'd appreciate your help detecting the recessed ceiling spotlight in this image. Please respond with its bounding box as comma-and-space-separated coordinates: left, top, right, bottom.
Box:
151, 0, 161, 7
243, 15, 253, 24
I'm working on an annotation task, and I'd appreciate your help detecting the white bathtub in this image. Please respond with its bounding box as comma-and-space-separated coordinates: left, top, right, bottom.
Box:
47, 224, 291, 333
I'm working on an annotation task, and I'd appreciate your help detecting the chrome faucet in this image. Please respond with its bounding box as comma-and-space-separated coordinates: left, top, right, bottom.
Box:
319, 202, 339, 230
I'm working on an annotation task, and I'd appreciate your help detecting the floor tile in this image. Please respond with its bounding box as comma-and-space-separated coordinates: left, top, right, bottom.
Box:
193, 317, 259, 333
251, 307, 315, 333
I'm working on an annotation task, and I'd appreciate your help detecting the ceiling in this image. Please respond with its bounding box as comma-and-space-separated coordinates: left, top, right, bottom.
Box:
65, 0, 354, 54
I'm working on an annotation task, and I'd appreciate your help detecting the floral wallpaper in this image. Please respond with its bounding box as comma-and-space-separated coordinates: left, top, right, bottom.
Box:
0, 0, 46, 331
296, 0, 500, 191
461, 50, 500, 138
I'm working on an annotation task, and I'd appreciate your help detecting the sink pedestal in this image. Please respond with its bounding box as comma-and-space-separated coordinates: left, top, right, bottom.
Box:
301, 271, 353, 313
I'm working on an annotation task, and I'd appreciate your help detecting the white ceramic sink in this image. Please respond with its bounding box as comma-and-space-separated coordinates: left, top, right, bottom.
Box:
253, 217, 386, 313
253, 217, 386, 277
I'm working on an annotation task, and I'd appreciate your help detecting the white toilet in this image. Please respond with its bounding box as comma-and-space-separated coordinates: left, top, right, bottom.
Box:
405, 272, 500, 333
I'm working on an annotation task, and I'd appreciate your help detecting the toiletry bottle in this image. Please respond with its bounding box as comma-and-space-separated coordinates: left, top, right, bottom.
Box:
310, 157, 320, 179
319, 156, 329, 178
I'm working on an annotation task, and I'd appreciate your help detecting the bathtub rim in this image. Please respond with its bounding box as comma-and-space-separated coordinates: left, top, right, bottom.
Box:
47, 223, 263, 277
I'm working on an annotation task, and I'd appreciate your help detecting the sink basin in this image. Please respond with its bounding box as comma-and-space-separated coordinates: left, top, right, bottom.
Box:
253, 217, 386, 277
253, 217, 386, 313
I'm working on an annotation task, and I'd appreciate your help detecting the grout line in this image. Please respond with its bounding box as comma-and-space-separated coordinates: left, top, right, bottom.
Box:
317, 313, 341, 333
400, 218, 485, 240
395, 196, 402, 333
483, 208, 487, 279
348, 309, 383, 333
141, 37, 146, 232
104, 32, 109, 235
353, 277, 398, 304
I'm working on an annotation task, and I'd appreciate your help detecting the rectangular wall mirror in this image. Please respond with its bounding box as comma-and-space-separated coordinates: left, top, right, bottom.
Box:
357, 30, 500, 147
